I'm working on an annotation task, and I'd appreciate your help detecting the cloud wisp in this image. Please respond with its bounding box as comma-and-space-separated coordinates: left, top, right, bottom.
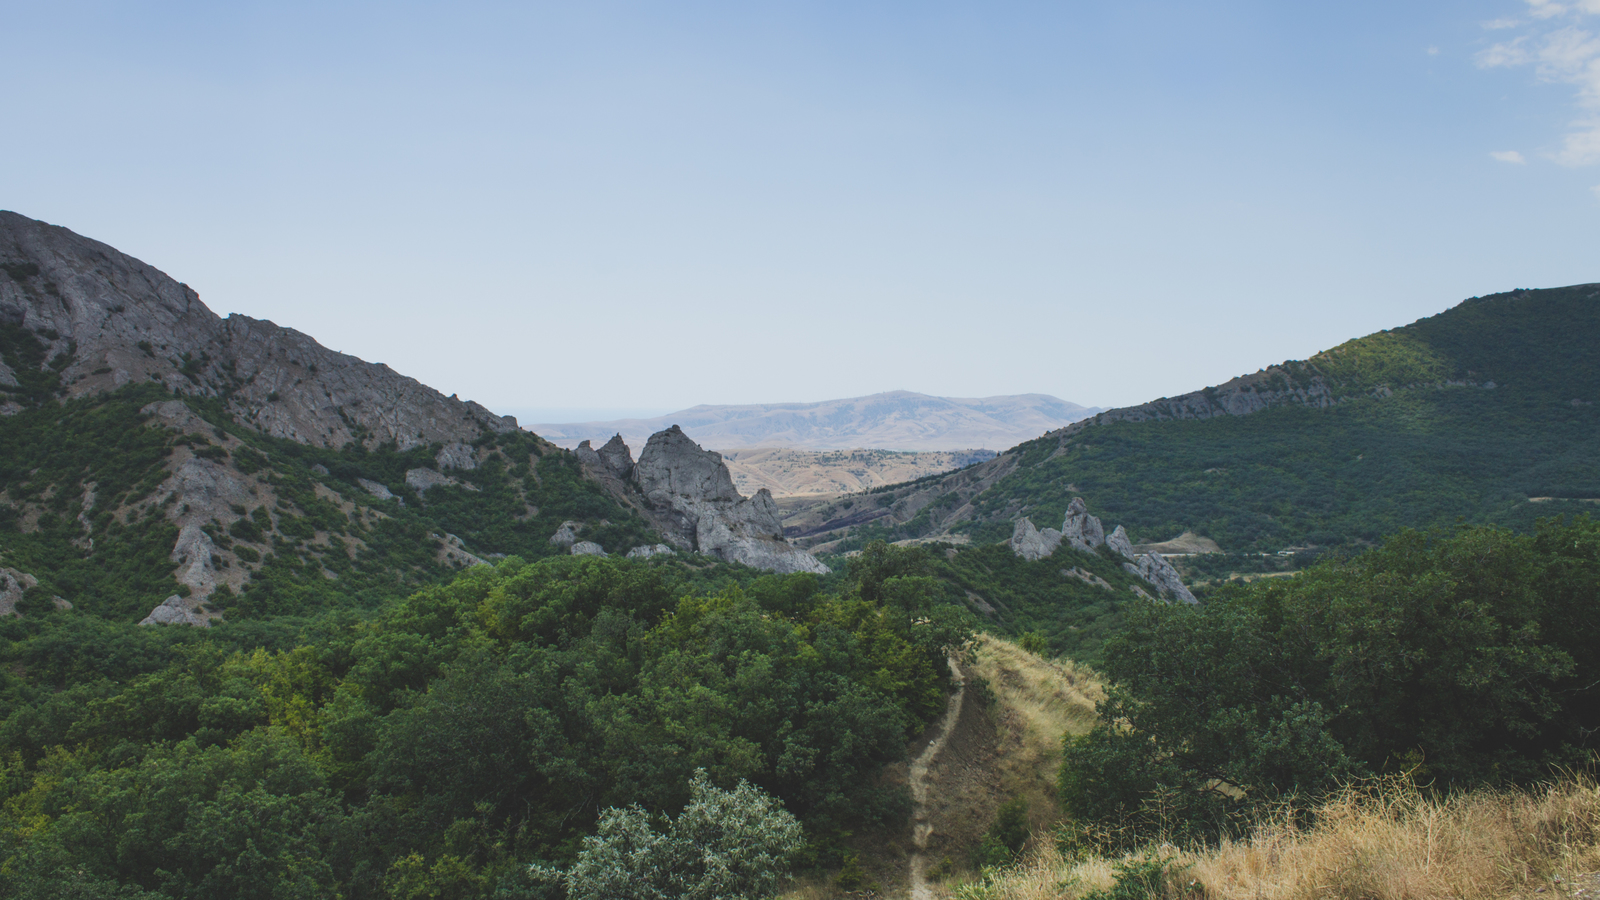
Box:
1479, 1, 1600, 166
1491, 149, 1529, 162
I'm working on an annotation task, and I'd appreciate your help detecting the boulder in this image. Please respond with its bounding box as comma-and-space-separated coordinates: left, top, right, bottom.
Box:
626, 544, 676, 559
1061, 497, 1106, 553
1009, 517, 1063, 561
358, 478, 396, 501
1136, 552, 1197, 604
549, 521, 580, 548
406, 467, 476, 494
138, 594, 210, 626
436, 532, 490, 568
1106, 525, 1137, 560
571, 541, 607, 557
0, 567, 39, 616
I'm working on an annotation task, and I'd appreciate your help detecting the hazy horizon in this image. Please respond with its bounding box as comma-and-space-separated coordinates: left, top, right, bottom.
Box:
4, 1, 1597, 414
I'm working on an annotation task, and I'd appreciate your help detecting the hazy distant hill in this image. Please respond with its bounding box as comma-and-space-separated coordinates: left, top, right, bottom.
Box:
528, 390, 1100, 452
786, 284, 1600, 556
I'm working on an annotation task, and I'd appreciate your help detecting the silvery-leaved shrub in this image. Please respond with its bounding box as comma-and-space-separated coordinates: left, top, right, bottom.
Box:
527, 769, 803, 900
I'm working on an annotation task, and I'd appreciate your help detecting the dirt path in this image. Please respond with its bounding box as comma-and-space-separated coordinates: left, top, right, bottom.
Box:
909, 656, 967, 900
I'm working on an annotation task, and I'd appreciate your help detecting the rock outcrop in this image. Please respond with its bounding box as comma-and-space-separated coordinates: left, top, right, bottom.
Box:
1008, 496, 1196, 603
139, 594, 210, 626
597, 434, 634, 479
435, 442, 479, 471
406, 467, 474, 495
1106, 525, 1136, 561
570, 541, 607, 557
1061, 497, 1106, 553
1008, 517, 1062, 561
631, 426, 829, 574
358, 478, 397, 502
549, 521, 580, 549
0, 568, 39, 616
626, 544, 675, 559
1137, 552, 1197, 604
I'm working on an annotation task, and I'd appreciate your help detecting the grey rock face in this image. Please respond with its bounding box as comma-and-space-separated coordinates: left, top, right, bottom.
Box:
436, 442, 479, 471
0, 568, 39, 617
0, 210, 516, 452
358, 478, 396, 501
139, 594, 210, 626
170, 523, 220, 602
598, 434, 634, 479
633, 426, 743, 504
626, 544, 676, 559
1137, 553, 1198, 604
631, 426, 829, 574
1021, 496, 1194, 603
1008, 517, 1063, 561
571, 541, 607, 557
1061, 497, 1106, 553
1107, 525, 1137, 560
575, 440, 603, 469
437, 533, 489, 568
549, 521, 580, 548
406, 467, 475, 494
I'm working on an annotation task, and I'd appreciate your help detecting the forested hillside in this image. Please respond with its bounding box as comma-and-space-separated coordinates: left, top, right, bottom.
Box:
793, 284, 1600, 556
0, 551, 972, 897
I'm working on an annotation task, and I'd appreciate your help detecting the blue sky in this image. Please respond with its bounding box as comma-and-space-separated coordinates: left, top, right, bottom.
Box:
3, 1, 1598, 418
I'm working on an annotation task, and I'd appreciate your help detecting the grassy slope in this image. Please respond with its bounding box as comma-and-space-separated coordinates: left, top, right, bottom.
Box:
951, 776, 1600, 900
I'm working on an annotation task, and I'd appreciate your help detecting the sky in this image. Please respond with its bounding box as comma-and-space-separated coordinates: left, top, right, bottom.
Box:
3, 1, 1599, 421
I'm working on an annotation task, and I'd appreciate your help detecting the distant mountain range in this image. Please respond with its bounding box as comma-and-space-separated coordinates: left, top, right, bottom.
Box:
527, 391, 1101, 452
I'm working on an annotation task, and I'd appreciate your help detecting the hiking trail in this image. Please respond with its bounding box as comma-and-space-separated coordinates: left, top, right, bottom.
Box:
908, 656, 966, 900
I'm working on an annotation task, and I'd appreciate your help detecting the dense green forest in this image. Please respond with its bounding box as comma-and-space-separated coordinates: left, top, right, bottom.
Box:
0, 549, 972, 898
1060, 515, 1600, 845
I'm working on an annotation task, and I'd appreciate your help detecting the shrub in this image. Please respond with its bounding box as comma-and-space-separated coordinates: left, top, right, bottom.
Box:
532, 769, 803, 900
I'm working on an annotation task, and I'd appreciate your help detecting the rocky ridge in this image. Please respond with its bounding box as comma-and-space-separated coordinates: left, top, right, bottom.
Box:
0, 211, 516, 448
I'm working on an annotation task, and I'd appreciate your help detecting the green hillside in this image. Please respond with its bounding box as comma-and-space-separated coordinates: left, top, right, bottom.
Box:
824, 284, 1600, 557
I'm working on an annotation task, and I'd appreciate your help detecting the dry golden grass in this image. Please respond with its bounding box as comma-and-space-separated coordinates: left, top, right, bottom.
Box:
966, 635, 1103, 834
950, 776, 1600, 900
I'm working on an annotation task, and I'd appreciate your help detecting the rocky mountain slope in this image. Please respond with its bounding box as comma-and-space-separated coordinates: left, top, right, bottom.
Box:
787, 284, 1600, 558
0, 212, 516, 447
529, 390, 1099, 452
0, 212, 816, 625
